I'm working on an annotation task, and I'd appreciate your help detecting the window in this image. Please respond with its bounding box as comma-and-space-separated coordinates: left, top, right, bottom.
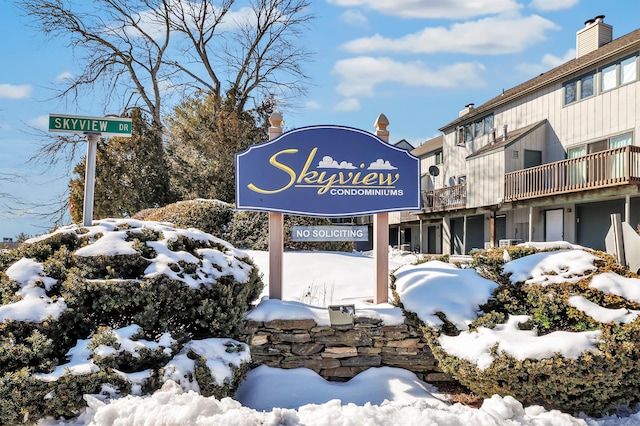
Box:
601, 55, 638, 92
434, 150, 443, 165
564, 72, 594, 105
565, 81, 577, 104
580, 74, 594, 98
483, 115, 493, 134
621, 56, 637, 85
602, 63, 617, 91
567, 133, 633, 181
569, 133, 633, 156
456, 114, 494, 145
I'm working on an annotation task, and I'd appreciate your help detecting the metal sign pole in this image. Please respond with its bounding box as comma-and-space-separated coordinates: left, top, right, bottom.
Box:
82, 133, 99, 227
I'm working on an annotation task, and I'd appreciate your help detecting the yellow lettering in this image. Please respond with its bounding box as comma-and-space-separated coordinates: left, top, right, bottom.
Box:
296, 148, 318, 184
361, 172, 378, 185
379, 173, 400, 186
247, 149, 298, 194
316, 172, 339, 194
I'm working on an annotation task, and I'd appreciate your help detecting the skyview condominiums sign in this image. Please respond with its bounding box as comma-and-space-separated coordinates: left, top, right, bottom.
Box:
235, 125, 421, 216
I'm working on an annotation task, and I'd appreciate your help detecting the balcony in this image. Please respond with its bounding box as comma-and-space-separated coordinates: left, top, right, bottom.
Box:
422, 184, 467, 213
505, 145, 640, 201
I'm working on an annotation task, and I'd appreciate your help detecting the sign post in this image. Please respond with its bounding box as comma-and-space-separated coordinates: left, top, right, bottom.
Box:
268, 111, 284, 300
49, 113, 133, 227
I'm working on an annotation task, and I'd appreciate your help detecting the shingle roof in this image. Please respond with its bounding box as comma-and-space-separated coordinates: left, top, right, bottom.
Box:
411, 134, 443, 157
439, 27, 640, 132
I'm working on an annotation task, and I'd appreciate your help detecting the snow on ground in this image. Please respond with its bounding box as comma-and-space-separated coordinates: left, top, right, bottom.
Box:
29, 243, 640, 425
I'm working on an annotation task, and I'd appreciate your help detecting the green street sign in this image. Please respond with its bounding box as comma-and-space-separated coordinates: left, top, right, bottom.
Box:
49, 114, 133, 137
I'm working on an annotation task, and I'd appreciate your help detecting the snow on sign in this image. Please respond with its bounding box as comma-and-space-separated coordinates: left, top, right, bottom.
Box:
49, 114, 132, 137
235, 125, 421, 216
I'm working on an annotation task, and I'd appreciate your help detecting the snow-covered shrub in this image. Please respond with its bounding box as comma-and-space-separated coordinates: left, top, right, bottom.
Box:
136, 199, 355, 252
391, 244, 640, 416
137, 199, 235, 239
0, 219, 261, 424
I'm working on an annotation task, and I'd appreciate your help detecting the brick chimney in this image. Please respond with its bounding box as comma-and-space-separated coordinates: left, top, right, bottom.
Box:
576, 15, 612, 58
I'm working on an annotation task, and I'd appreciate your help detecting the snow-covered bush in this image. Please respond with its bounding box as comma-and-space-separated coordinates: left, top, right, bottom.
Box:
136, 199, 235, 238
0, 219, 262, 424
136, 199, 355, 252
391, 244, 640, 416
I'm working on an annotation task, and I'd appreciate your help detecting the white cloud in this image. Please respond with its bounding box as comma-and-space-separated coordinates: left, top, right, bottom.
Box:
368, 159, 397, 170
530, 0, 579, 11
56, 71, 74, 81
340, 9, 368, 26
317, 156, 357, 169
0, 84, 32, 100
516, 48, 576, 76
341, 15, 559, 56
334, 98, 361, 112
327, 0, 521, 19
305, 100, 322, 110
333, 57, 486, 97
29, 115, 49, 129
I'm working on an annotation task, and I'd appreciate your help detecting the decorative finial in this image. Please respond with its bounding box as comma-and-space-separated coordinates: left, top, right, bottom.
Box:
269, 110, 283, 128
374, 113, 389, 132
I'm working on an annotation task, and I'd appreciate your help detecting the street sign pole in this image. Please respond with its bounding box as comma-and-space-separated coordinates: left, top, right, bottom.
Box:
83, 133, 99, 227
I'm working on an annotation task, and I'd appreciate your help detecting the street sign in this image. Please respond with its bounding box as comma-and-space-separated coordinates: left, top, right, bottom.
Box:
49, 114, 132, 137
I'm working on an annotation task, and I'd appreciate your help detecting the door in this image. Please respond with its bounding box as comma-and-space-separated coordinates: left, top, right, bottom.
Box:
545, 209, 564, 241
427, 226, 437, 254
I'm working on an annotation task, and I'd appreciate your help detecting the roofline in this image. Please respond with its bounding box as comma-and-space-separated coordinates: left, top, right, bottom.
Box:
439, 28, 640, 132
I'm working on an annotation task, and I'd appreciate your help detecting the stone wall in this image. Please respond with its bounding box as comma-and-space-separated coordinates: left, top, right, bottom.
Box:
241, 315, 455, 383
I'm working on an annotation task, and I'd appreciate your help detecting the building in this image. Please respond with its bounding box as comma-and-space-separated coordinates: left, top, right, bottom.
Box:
390, 16, 640, 263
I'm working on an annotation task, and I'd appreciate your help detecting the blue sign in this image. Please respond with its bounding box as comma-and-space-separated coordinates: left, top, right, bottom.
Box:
235, 125, 421, 216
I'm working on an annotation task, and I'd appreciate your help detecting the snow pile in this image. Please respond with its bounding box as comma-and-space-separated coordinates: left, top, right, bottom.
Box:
393, 260, 498, 329
2, 257, 65, 322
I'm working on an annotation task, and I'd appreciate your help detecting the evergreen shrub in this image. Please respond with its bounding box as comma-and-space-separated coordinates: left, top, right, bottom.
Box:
393, 245, 640, 416
0, 219, 262, 423
137, 199, 355, 252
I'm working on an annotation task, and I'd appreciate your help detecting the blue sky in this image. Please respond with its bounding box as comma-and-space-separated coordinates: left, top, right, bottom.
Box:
1, 0, 640, 238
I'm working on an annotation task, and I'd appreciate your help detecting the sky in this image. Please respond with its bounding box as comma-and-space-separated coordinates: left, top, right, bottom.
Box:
2, 0, 640, 238
2, 220, 637, 425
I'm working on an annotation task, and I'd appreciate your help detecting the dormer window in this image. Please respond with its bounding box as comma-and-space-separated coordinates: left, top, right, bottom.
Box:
456, 114, 494, 145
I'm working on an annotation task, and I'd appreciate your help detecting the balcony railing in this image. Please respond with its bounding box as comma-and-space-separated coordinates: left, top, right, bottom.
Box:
505, 145, 640, 201
422, 184, 467, 212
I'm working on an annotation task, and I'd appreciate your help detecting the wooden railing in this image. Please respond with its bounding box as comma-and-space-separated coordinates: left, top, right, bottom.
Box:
505, 145, 640, 201
422, 184, 467, 212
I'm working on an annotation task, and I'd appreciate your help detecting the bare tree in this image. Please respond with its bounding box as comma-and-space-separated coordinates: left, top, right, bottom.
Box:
17, 0, 314, 126
16, 0, 313, 227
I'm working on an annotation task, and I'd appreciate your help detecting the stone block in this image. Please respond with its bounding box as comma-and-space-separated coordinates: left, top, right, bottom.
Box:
292, 342, 324, 356
271, 332, 311, 343
265, 319, 317, 330
251, 335, 269, 346
340, 355, 381, 367
322, 347, 358, 358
